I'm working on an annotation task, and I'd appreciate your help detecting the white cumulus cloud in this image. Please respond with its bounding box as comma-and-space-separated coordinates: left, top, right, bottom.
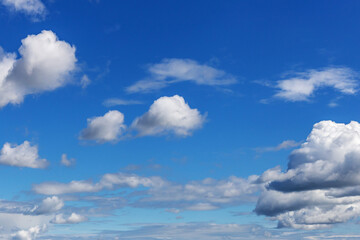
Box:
274, 67, 358, 101
1, 0, 46, 19
0, 30, 76, 108
0, 141, 48, 168
79, 110, 126, 143
126, 58, 236, 93
131, 95, 205, 137
255, 120, 360, 229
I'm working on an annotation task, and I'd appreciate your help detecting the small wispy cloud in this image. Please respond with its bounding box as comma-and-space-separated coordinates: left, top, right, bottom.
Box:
80, 74, 91, 88
103, 98, 143, 107
60, 154, 76, 167
126, 58, 237, 93
256, 140, 301, 153
273, 67, 358, 102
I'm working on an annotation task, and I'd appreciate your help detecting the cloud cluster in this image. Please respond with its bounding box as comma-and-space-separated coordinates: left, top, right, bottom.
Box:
274, 67, 358, 101
0, 30, 76, 108
126, 58, 237, 93
0, 141, 48, 168
132, 95, 205, 136
80, 95, 205, 142
79, 110, 126, 143
1, 0, 46, 19
255, 121, 360, 229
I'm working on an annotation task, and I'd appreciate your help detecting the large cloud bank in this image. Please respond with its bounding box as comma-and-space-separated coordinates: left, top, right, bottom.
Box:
255, 121, 360, 229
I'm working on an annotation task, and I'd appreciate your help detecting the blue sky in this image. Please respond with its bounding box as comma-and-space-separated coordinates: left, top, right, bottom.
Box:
1, 0, 360, 239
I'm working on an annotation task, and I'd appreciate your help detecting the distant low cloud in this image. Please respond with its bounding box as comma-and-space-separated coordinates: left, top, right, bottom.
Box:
11, 224, 46, 240
51, 213, 87, 224
0, 141, 48, 168
33, 171, 260, 212
131, 95, 205, 137
274, 67, 358, 101
103, 98, 142, 107
29, 196, 63, 215
79, 110, 126, 143
126, 58, 237, 93
60, 154, 75, 167
1, 0, 46, 20
0, 30, 77, 108
255, 120, 360, 229
80, 74, 91, 88
33, 172, 165, 195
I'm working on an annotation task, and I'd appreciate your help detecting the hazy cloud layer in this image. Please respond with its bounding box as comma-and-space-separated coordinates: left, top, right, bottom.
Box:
79, 110, 126, 143
255, 121, 360, 229
0, 141, 48, 168
0, 30, 76, 108
126, 58, 237, 93
274, 67, 358, 101
36, 222, 344, 240
33, 172, 260, 211
132, 95, 205, 136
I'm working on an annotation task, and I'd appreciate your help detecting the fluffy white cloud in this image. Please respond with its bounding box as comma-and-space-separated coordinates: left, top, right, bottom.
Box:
274, 67, 358, 101
79, 110, 126, 143
255, 120, 360, 229
126, 58, 237, 93
60, 153, 75, 167
1, 0, 45, 18
0, 141, 48, 168
51, 213, 87, 224
131, 95, 205, 136
0, 30, 76, 108
11, 225, 46, 240
29, 196, 63, 215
